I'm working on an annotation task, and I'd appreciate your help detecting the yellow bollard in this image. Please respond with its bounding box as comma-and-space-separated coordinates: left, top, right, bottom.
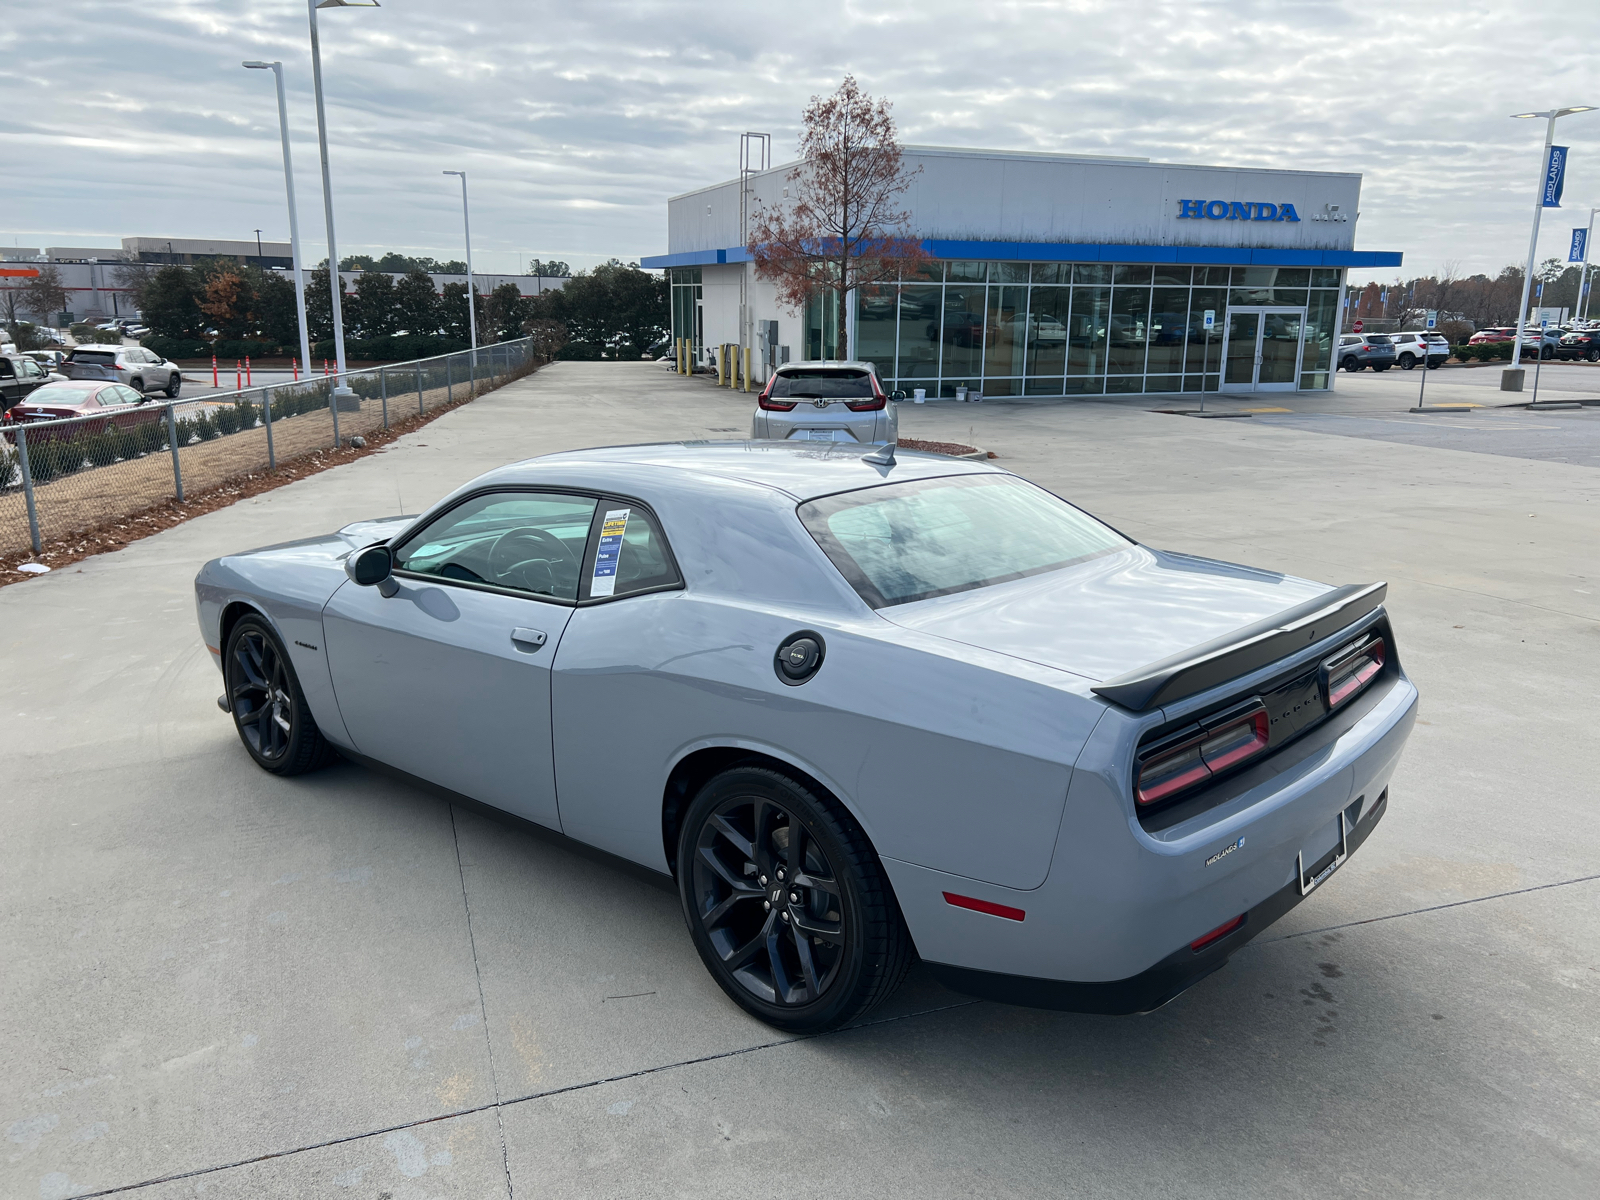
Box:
679, 338, 686, 375
744, 346, 752, 392
717, 345, 725, 387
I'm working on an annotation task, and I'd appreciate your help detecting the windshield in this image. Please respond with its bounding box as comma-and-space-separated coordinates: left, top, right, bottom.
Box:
770, 369, 873, 399
798, 474, 1130, 608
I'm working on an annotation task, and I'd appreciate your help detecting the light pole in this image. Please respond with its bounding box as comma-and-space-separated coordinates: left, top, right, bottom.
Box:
1508, 107, 1595, 386
243, 60, 313, 377
442, 170, 477, 359
307, 0, 378, 409
1579, 205, 1599, 323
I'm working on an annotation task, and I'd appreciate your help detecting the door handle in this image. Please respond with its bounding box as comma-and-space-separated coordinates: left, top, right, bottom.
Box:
511, 628, 547, 651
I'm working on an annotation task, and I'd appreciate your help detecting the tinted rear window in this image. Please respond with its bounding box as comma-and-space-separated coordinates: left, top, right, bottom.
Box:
798, 474, 1129, 608
770, 369, 873, 399
1365, 336, 1392, 345
68, 351, 116, 364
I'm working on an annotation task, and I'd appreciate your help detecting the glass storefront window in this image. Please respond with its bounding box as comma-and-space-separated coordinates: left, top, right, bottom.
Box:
941, 285, 985, 378
805, 290, 839, 361
837, 260, 1336, 397
1067, 287, 1110, 376
1311, 268, 1341, 288
1108, 287, 1150, 374
1145, 288, 1190, 375
896, 285, 941, 381
856, 283, 898, 373
1025, 287, 1070, 381
905, 261, 944, 282
985, 285, 1028, 377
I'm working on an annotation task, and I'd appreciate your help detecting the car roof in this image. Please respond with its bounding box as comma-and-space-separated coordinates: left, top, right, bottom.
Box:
774, 361, 875, 372
33, 379, 106, 391
480, 440, 1007, 503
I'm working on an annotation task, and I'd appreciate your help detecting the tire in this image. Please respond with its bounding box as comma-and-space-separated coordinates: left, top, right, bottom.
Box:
130, 377, 145, 392
678, 765, 912, 1033
1399, 353, 1416, 370
1541, 345, 1553, 360
223, 614, 337, 775
165, 374, 181, 398
1341, 357, 1361, 371
1587, 349, 1599, 363
1427, 359, 1441, 369
1372, 363, 1390, 372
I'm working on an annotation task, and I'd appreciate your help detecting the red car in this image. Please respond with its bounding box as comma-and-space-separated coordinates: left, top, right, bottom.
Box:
2, 380, 163, 441
1467, 327, 1516, 344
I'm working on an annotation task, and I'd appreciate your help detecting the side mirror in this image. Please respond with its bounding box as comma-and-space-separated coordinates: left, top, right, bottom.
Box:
346, 542, 398, 596
889, 389, 907, 402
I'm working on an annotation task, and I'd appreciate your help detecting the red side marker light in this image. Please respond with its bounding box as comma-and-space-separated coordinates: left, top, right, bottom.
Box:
943, 892, 1025, 922
1190, 913, 1245, 952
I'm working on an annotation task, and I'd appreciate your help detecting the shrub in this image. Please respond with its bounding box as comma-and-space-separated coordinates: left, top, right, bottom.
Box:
556, 341, 604, 361
142, 334, 209, 361
0, 446, 18, 488
26, 437, 75, 483
213, 405, 240, 436
111, 426, 141, 460
213, 339, 280, 361
310, 334, 470, 362
135, 419, 167, 454
192, 411, 219, 441
84, 430, 120, 467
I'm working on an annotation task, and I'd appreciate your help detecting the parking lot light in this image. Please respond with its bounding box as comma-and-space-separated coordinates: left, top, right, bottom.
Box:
1508, 107, 1596, 387
242, 60, 313, 380
443, 171, 478, 361
306, 0, 380, 412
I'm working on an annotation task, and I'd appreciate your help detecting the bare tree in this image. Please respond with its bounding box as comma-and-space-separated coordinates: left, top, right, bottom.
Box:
747, 76, 929, 361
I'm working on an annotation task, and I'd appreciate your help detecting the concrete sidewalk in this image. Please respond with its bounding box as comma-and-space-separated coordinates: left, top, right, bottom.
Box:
3, 361, 1595, 1198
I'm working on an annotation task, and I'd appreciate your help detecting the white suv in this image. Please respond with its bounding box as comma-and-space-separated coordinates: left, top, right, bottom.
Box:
1389, 331, 1449, 370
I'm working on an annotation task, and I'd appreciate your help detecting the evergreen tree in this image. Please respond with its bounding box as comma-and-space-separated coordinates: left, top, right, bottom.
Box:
394, 269, 441, 335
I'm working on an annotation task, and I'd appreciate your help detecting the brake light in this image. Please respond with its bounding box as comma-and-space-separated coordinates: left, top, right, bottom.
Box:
844, 395, 886, 411
1320, 637, 1385, 710
1135, 700, 1271, 806
758, 394, 797, 411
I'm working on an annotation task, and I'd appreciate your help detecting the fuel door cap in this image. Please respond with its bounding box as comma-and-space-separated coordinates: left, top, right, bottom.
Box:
775, 631, 825, 685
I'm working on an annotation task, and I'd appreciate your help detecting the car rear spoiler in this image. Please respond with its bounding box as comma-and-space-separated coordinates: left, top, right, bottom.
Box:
1091, 582, 1388, 712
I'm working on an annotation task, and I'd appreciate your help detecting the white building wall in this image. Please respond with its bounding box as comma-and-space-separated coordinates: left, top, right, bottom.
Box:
667, 147, 1362, 255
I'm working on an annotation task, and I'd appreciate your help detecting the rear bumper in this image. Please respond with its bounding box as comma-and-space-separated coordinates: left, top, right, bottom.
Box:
927, 791, 1388, 1014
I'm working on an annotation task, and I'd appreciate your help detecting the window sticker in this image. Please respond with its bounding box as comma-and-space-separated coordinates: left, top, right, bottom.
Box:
590, 508, 631, 597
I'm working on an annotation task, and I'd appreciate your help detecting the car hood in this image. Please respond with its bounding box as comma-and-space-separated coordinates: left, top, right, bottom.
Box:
880, 546, 1332, 684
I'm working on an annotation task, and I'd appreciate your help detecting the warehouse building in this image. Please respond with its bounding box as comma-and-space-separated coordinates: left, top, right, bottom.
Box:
642, 146, 1402, 396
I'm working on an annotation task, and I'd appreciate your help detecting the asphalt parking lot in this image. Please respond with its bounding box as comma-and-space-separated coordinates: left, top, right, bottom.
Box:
4, 362, 1596, 1198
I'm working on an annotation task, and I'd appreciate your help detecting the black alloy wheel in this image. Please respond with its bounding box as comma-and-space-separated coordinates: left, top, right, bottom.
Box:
165, 374, 181, 398
1587, 349, 1599, 363
1541, 345, 1554, 360
224, 615, 335, 775
1341, 357, 1360, 371
679, 766, 911, 1033
1399, 353, 1416, 370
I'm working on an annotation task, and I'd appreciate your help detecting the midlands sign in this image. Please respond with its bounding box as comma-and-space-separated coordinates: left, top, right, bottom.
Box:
1178, 200, 1302, 222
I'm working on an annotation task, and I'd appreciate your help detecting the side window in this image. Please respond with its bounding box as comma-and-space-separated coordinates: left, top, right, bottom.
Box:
0, 360, 14, 379
113, 385, 143, 404
582, 504, 681, 601
393, 491, 598, 602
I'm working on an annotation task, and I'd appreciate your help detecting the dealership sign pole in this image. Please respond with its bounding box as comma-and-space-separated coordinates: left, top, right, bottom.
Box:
1577, 209, 1598, 322
1507, 108, 1594, 391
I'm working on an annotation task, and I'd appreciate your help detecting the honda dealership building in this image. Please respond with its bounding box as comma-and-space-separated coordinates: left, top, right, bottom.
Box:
642, 146, 1401, 397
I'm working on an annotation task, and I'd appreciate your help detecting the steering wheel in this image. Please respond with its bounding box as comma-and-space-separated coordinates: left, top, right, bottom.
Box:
487, 526, 579, 593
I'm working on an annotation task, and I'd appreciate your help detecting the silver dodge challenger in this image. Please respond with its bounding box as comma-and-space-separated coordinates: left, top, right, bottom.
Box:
195, 441, 1417, 1032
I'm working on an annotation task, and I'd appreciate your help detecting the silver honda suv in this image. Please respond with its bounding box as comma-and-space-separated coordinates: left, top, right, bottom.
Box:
752, 361, 899, 445
1337, 334, 1397, 372
61, 346, 182, 397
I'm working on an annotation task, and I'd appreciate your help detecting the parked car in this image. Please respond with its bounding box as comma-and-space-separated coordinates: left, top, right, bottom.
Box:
1388, 331, 1449, 370
1555, 330, 1600, 361
1, 380, 162, 441
59, 346, 182, 396
195, 442, 1416, 1032
24, 349, 67, 373
1337, 333, 1396, 371
753, 361, 899, 445
0, 354, 54, 408
1467, 327, 1515, 345
1518, 326, 1562, 360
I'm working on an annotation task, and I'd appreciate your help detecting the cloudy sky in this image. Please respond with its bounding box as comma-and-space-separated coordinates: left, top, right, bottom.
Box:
3, 0, 1598, 280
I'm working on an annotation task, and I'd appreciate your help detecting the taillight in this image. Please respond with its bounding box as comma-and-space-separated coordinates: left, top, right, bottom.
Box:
758, 393, 797, 411
1190, 913, 1246, 952
1135, 700, 1271, 807
844, 395, 886, 411
1320, 637, 1385, 710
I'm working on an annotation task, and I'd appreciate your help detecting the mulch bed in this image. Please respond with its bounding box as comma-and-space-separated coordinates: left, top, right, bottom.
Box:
899, 438, 993, 458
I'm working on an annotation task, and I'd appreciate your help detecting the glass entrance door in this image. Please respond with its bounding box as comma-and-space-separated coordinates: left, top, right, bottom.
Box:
1221, 307, 1307, 391
1224, 312, 1259, 387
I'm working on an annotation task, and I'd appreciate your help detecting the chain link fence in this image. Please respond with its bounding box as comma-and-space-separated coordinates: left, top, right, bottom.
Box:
1, 339, 537, 557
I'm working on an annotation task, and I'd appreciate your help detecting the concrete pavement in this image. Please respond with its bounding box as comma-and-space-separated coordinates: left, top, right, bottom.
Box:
3, 361, 1596, 1198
